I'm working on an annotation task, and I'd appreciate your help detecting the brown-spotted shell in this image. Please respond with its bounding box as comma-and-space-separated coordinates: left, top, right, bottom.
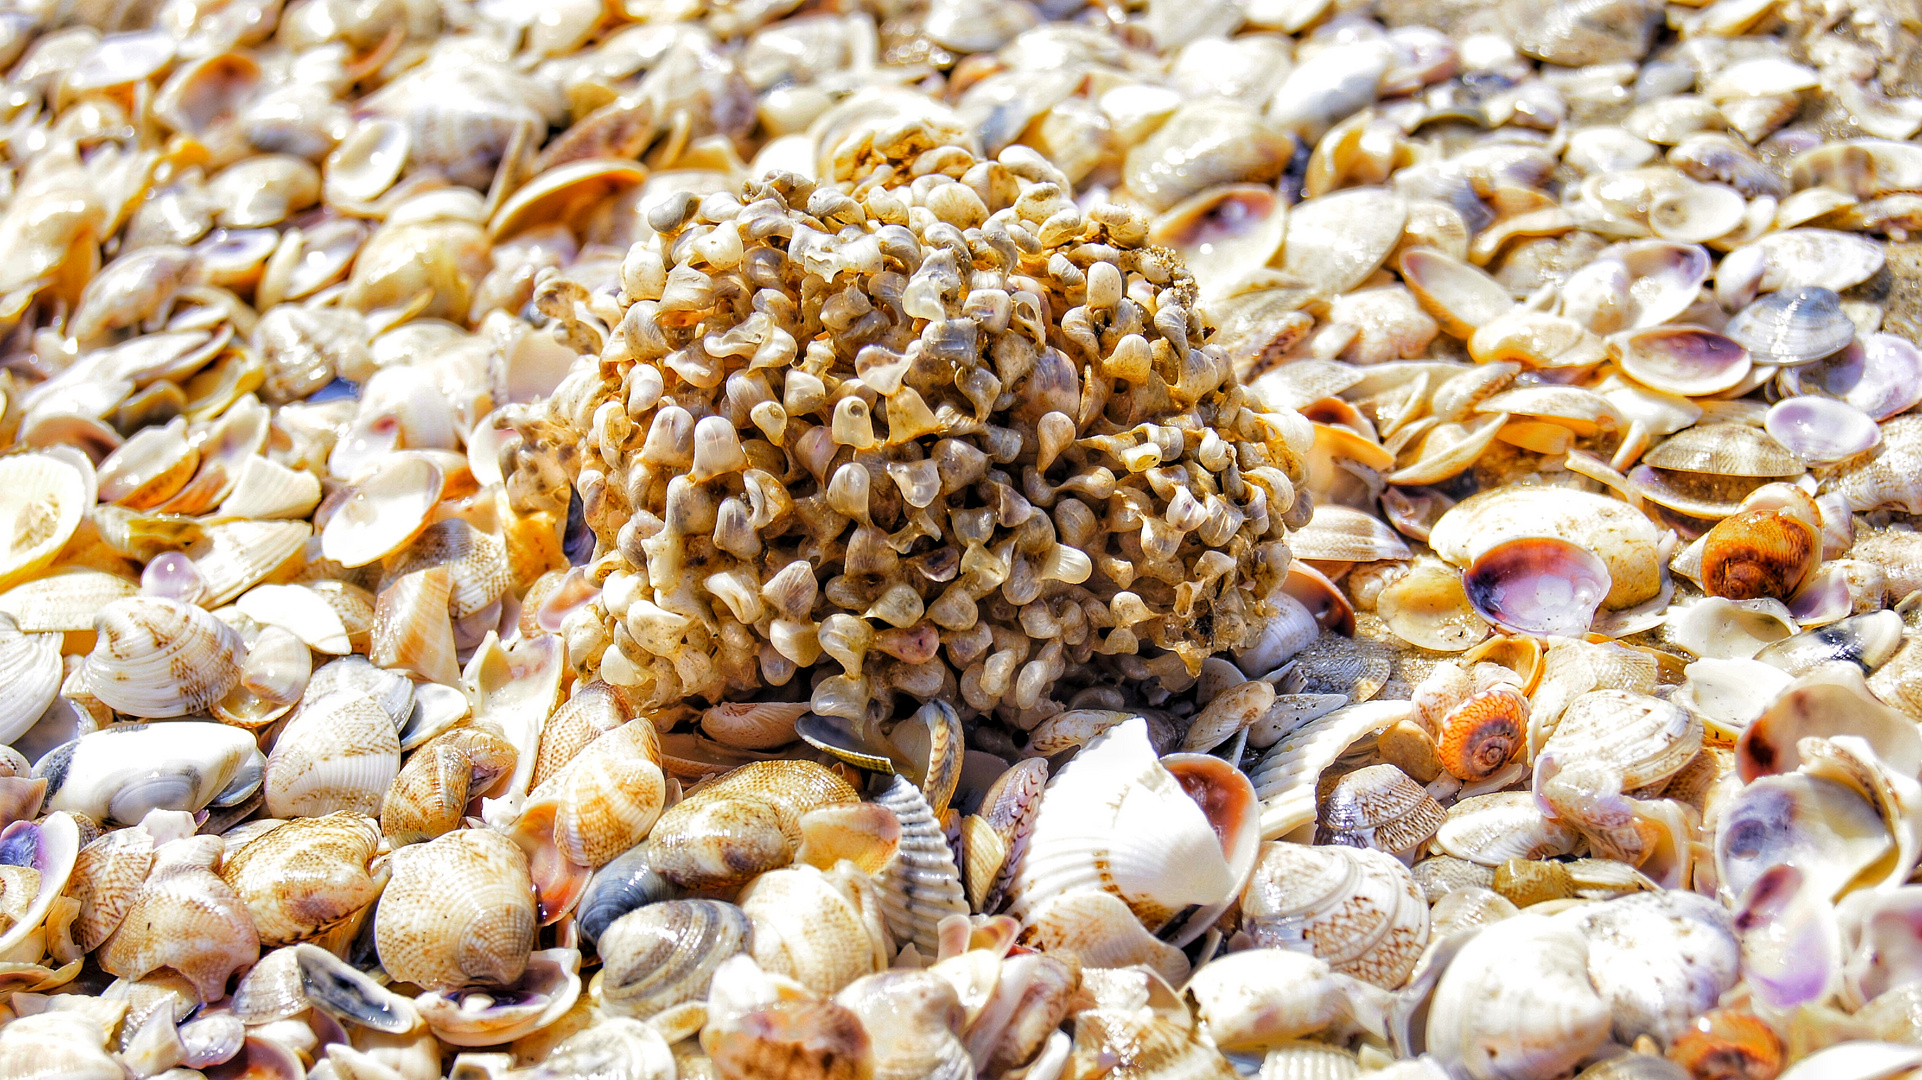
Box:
1700, 507, 1820, 602
1435, 686, 1528, 782
1461, 537, 1612, 638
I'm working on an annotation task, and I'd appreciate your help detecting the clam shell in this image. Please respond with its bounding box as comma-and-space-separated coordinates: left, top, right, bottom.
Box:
1430, 486, 1663, 609
1376, 558, 1489, 653
1764, 396, 1881, 466
738, 863, 889, 996
1613, 325, 1752, 397
382, 727, 519, 847
381, 519, 512, 621
218, 812, 383, 947
1241, 841, 1430, 989
872, 776, 967, 958
318, 454, 442, 568
834, 970, 972, 1080
67, 824, 155, 952
37, 723, 258, 824
1569, 890, 1740, 1046
1538, 690, 1701, 789
1018, 888, 1192, 987
1425, 915, 1612, 1080
1716, 771, 1891, 904
375, 828, 537, 990
1838, 414, 1922, 514
263, 690, 402, 819
370, 566, 461, 687
578, 845, 682, 948
1435, 792, 1582, 865
417, 947, 581, 1046
215, 456, 322, 520
1461, 536, 1611, 638
0, 614, 60, 744
189, 520, 311, 608
100, 835, 258, 1002
701, 700, 809, 752
1643, 421, 1803, 477
82, 597, 246, 718
532, 680, 633, 788
1288, 504, 1414, 563
0, 568, 139, 633
646, 760, 857, 890
522, 722, 665, 868
1725, 286, 1856, 366
1005, 717, 1237, 932
0, 453, 90, 591
598, 898, 750, 1020
235, 584, 353, 654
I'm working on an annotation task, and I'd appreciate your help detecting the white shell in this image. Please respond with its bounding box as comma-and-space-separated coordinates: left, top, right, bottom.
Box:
36, 723, 259, 824
0, 613, 61, 744
1005, 718, 1236, 933
1425, 916, 1612, 1080
319, 454, 443, 568
1565, 890, 1740, 1045
82, 597, 247, 718
263, 690, 402, 818
1190, 948, 1390, 1050
235, 584, 353, 654
1250, 700, 1410, 840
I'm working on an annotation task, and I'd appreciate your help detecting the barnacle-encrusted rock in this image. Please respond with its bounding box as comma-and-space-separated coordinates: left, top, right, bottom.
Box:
519, 135, 1306, 727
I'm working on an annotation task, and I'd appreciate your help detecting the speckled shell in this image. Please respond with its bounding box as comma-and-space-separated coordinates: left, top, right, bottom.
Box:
1317, 764, 1445, 855
738, 863, 889, 997
647, 761, 858, 890
264, 690, 402, 819
1567, 890, 1740, 1046
218, 812, 384, 947
66, 825, 155, 952
374, 828, 537, 991
82, 597, 245, 718
99, 835, 259, 1002
524, 723, 666, 868
1239, 841, 1429, 989
532, 680, 636, 788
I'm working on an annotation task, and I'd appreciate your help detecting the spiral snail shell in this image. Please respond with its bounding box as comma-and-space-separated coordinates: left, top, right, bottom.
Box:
1700, 506, 1820, 602
1434, 686, 1528, 782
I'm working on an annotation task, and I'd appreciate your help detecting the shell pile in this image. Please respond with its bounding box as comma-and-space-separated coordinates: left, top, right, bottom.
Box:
0, 0, 1918, 1074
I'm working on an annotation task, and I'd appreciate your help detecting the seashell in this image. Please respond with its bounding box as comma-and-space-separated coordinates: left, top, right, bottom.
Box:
1715, 229, 1885, 309
319, 454, 443, 567
1753, 610, 1905, 676
1289, 504, 1414, 563
489, 159, 650, 242
1665, 596, 1798, 661
1184, 679, 1278, 753
37, 723, 259, 824
1317, 765, 1445, 856
235, 584, 353, 654
0, 614, 60, 745
1436, 793, 1582, 866
1005, 718, 1247, 937
1700, 505, 1820, 602
1644, 422, 1804, 478
370, 567, 461, 688
598, 899, 750, 1021
872, 776, 967, 958
646, 760, 858, 890
1613, 326, 1752, 397
1281, 187, 1410, 297
1252, 700, 1412, 840
1789, 334, 1922, 424
82, 596, 246, 718
1434, 686, 1528, 783
0, 568, 140, 634
1765, 396, 1881, 466
100, 835, 257, 1002
1570, 890, 1741, 1046
218, 812, 383, 947
1151, 185, 1289, 302
1461, 536, 1611, 637
215, 456, 323, 520
471, 633, 570, 823
0, 1012, 122, 1080
709, 996, 875, 1080
1241, 841, 1430, 989
1724, 287, 1855, 367
1425, 916, 1614, 1080
1190, 948, 1390, 1051
1399, 248, 1514, 340
1737, 669, 1922, 783
377, 828, 537, 991
97, 420, 198, 510
702, 701, 809, 751
0, 453, 90, 591
738, 863, 889, 997
1648, 181, 1746, 243
515, 1016, 676, 1080
1673, 658, 1794, 739
578, 844, 682, 949
264, 690, 401, 819
308, 654, 416, 728
1665, 1009, 1785, 1080
1376, 558, 1490, 653
382, 519, 512, 621
417, 947, 581, 1046
1018, 888, 1192, 986
1716, 771, 1891, 903
1499, 0, 1659, 65
1430, 486, 1663, 610
1122, 101, 1293, 214
0, 812, 78, 957
294, 941, 420, 1035
533, 680, 633, 788
520, 722, 665, 868
834, 970, 971, 1080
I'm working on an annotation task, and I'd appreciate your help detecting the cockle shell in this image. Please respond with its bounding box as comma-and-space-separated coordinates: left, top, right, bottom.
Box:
1317, 765, 1445, 856
319, 454, 443, 567
701, 701, 810, 752
1537, 690, 1702, 791
0, 613, 60, 745
738, 863, 889, 997
81, 597, 246, 718
646, 760, 858, 890
375, 828, 537, 991
1241, 841, 1430, 989
416, 947, 582, 1047
0, 1013, 122, 1080
263, 690, 402, 819
100, 835, 257, 1002
872, 776, 967, 958
382, 726, 519, 846
37, 723, 259, 824
1424, 916, 1613, 1080
1436, 793, 1582, 866
1251, 701, 1412, 840
217, 812, 384, 947
834, 969, 971, 1080
1569, 890, 1740, 1045
577, 845, 682, 948
1004, 718, 1242, 934
520, 722, 665, 868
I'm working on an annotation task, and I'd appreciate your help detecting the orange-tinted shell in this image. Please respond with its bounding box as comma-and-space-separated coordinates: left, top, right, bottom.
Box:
1435, 686, 1527, 782
1666, 1008, 1784, 1080
1700, 509, 1818, 602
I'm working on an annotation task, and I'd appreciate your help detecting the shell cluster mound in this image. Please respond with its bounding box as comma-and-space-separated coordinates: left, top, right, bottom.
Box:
518, 139, 1305, 726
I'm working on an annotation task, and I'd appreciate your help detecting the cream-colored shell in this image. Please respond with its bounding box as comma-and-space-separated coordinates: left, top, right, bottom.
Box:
375, 828, 537, 990
1250, 700, 1411, 841
0, 612, 61, 743
264, 690, 402, 818
872, 775, 967, 958
737, 863, 889, 996
100, 835, 259, 1002
1425, 915, 1612, 1080
521, 722, 665, 868
1434, 793, 1582, 866
1537, 690, 1702, 788
1240, 842, 1429, 989
218, 812, 385, 947
0, 453, 90, 591
82, 596, 246, 718
1429, 486, 1665, 609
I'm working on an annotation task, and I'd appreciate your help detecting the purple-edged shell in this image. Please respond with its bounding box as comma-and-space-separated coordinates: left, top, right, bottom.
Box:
1460, 536, 1613, 637
1764, 396, 1881, 465
1613, 325, 1752, 397
1724, 286, 1855, 366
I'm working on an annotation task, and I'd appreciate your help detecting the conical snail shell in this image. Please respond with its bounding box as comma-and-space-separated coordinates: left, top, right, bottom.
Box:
375, 828, 537, 990
82, 597, 246, 718
1435, 686, 1527, 782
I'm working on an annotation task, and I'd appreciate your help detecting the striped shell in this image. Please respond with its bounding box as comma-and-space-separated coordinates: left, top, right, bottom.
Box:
263, 691, 402, 819
873, 775, 968, 957
598, 899, 750, 1021
1239, 841, 1429, 989
1317, 765, 1445, 855
82, 597, 246, 718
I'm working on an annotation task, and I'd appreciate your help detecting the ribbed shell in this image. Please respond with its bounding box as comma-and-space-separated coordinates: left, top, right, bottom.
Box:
375, 828, 537, 990
1239, 842, 1429, 989
532, 680, 631, 788
0, 615, 61, 744
1005, 718, 1233, 931
0, 453, 89, 589
1539, 690, 1701, 788
1250, 701, 1411, 841
1642, 422, 1803, 477
67, 826, 155, 951
1317, 765, 1446, 855
264, 690, 401, 818
382, 726, 519, 845
1411, 855, 1498, 902
646, 760, 857, 890
598, 899, 750, 1020
738, 864, 887, 996
229, 947, 308, 1024
381, 518, 512, 619
100, 835, 259, 1002
82, 596, 245, 717
218, 812, 383, 946
187, 519, 311, 607
1258, 1041, 1362, 1080
0, 567, 139, 632
873, 776, 968, 956
527, 723, 665, 868
1435, 792, 1582, 866
370, 566, 460, 687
